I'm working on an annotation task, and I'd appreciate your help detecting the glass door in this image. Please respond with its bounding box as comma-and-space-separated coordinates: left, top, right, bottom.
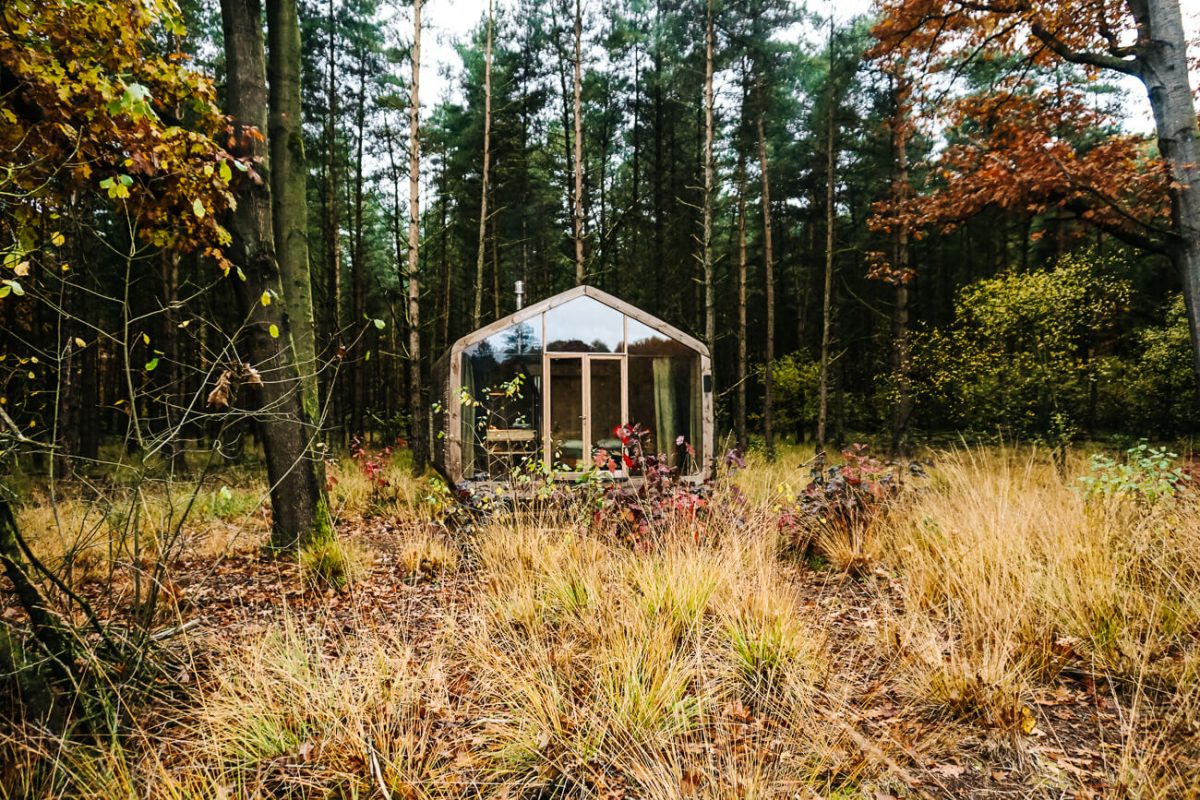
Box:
545, 354, 627, 474
547, 356, 584, 470
588, 356, 626, 475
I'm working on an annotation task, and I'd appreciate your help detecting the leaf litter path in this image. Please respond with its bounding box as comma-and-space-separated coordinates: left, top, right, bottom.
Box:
154, 516, 1133, 798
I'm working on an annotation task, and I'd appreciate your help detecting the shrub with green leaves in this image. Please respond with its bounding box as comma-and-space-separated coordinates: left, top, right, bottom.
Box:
1114, 295, 1200, 436
762, 352, 820, 442
1078, 441, 1191, 503
912, 251, 1131, 441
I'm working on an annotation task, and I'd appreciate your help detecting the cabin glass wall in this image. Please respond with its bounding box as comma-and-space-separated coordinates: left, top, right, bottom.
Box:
460, 320, 543, 479
545, 296, 623, 352
431, 353, 450, 472
627, 355, 703, 474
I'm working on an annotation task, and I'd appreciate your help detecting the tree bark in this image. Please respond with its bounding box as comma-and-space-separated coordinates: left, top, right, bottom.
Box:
735, 153, 748, 453
572, 0, 586, 285
473, 0, 494, 328
350, 54, 368, 438
1127, 0, 1200, 396
407, 0, 428, 476
321, 0, 341, 442
266, 0, 320, 425
702, 0, 716, 369
755, 86, 775, 461
816, 31, 836, 457
221, 0, 334, 549
889, 67, 914, 457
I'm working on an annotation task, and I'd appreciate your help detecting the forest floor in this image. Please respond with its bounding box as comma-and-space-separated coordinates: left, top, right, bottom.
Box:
3, 445, 1199, 799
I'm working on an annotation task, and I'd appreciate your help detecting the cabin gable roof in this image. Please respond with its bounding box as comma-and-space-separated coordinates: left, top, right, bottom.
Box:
447, 285, 709, 358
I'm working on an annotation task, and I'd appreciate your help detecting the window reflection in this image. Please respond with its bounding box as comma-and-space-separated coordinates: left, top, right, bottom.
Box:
627, 355, 702, 474
461, 321, 543, 479
545, 296, 623, 352
625, 318, 692, 356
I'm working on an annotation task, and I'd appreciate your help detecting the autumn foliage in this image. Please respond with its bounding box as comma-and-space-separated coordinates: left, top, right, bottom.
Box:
866, 0, 1179, 265
0, 0, 242, 271
870, 80, 1171, 250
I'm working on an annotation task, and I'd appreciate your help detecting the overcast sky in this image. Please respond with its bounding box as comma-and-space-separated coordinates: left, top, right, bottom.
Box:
413, 0, 1198, 136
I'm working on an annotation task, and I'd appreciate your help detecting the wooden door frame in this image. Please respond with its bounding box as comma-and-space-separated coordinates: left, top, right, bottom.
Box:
543, 352, 627, 476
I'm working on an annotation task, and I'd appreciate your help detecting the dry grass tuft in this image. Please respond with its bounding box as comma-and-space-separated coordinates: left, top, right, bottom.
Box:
298, 536, 368, 590
6, 443, 1200, 797
396, 532, 459, 582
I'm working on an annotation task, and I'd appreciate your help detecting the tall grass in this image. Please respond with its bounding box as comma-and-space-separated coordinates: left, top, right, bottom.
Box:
4, 444, 1199, 797
881, 447, 1200, 793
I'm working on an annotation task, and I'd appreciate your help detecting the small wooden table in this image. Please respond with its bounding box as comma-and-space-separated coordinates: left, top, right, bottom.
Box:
485, 427, 538, 473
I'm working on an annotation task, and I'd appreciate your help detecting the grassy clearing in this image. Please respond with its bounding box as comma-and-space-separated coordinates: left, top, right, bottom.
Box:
3, 444, 1199, 797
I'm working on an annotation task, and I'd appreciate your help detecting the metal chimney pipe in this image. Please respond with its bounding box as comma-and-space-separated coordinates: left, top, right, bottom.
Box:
515, 280, 524, 310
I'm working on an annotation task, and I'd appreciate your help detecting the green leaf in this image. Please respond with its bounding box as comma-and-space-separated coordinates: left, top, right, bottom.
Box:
373, 318, 386, 330
192, 198, 206, 218
268, 324, 280, 339
219, 161, 232, 182
145, 357, 159, 371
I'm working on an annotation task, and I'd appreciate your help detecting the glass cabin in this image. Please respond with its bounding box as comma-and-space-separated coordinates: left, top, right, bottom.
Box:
430, 286, 714, 486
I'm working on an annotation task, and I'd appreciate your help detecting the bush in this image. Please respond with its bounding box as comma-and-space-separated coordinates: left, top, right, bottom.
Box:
590, 424, 710, 550
1078, 441, 1191, 503
912, 251, 1131, 441
1114, 295, 1200, 436
762, 352, 820, 443
779, 444, 904, 570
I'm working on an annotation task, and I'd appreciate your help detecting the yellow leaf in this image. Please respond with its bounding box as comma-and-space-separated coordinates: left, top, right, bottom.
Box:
192, 198, 205, 218
1019, 704, 1036, 735
260, 291, 271, 307
73, 337, 86, 348
50, 232, 65, 246
142, 333, 150, 345
268, 323, 280, 338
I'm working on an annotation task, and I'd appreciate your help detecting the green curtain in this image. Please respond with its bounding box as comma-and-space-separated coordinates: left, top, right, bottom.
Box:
652, 357, 675, 464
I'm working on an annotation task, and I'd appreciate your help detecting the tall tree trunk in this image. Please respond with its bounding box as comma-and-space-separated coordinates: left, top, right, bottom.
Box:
755, 86, 775, 461
221, 0, 334, 549
701, 0, 716, 365
473, 0, 494, 328
889, 66, 913, 456
816, 32, 836, 458
491, 203, 501, 319
322, 0, 341, 443
350, 57, 368, 437
1128, 0, 1200, 396
572, 0, 586, 285
407, 0, 427, 476
438, 152, 451, 348
267, 0, 325, 491
735, 153, 748, 452
267, 0, 320, 425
